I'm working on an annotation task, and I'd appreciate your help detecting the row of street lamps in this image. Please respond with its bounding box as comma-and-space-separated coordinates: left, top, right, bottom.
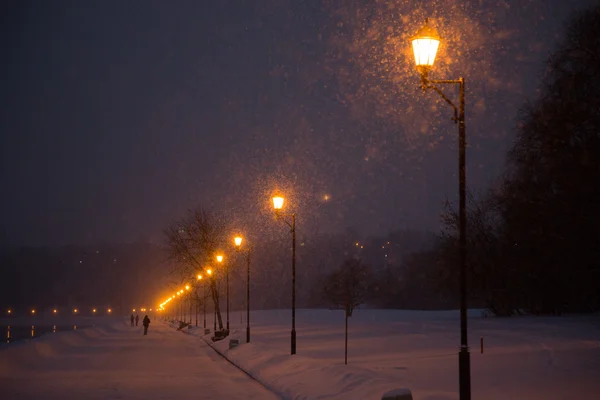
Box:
5, 307, 112, 315
157, 20, 470, 399
156, 195, 293, 349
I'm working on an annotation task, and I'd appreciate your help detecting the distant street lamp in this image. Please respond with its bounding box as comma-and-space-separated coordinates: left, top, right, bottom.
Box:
272, 195, 297, 355
216, 254, 229, 331
411, 19, 470, 400
198, 273, 207, 328
186, 285, 192, 324
234, 235, 251, 343
206, 268, 216, 332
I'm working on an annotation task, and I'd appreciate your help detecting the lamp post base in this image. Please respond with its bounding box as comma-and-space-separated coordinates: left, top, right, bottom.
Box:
291, 329, 296, 355
459, 347, 471, 400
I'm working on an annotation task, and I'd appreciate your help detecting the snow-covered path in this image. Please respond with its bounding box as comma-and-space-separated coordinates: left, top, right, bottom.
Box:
1, 320, 280, 400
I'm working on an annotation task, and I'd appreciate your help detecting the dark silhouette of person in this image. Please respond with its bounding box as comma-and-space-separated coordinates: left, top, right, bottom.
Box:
130, 314, 134, 326
135, 314, 139, 326
142, 315, 150, 335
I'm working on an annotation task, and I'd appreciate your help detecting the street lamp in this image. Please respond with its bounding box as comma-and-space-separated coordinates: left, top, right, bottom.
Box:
207, 268, 216, 332
216, 254, 229, 331
198, 273, 207, 329
234, 235, 251, 343
411, 19, 470, 400
272, 194, 297, 355
186, 285, 192, 324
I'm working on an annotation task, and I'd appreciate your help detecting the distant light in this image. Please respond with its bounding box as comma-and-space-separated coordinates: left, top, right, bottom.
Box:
7, 309, 11, 314
323, 194, 330, 201
107, 308, 112, 313
234, 236, 243, 247
207, 269, 212, 275
216, 255, 223, 263
79, 260, 82, 263
197, 274, 202, 280
132, 308, 136, 312
149, 308, 152, 311
360, 245, 364, 249
74, 308, 78, 313
53, 309, 57, 314
31, 309, 36, 314
185, 285, 190, 291
92, 308, 97, 313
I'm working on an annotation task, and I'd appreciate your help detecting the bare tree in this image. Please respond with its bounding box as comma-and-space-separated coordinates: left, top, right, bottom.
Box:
322, 258, 371, 317
164, 207, 230, 331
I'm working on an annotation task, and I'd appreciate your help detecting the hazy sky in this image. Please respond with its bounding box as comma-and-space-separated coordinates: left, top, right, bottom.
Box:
1, 0, 596, 246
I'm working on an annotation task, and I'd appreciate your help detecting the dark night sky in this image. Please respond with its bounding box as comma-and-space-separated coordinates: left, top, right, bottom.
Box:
0, 0, 596, 247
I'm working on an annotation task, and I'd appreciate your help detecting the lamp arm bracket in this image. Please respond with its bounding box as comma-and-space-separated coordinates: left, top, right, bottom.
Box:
425, 83, 458, 123
278, 216, 293, 229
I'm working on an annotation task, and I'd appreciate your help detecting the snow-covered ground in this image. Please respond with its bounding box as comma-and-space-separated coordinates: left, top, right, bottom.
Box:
2, 309, 599, 399
180, 308, 600, 400
0, 317, 278, 399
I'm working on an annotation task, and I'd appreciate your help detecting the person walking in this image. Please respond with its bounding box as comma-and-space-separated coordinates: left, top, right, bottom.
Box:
135, 314, 139, 326
142, 315, 150, 335
130, 314, 134, 326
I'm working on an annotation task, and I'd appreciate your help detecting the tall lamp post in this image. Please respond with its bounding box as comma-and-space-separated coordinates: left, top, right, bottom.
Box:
272, 195, 296, 355
216, 254, 229, 331
234, 235, 251, 343
410, 19, 470, 400
197, 274, 206, 329
185, 285, 192, 325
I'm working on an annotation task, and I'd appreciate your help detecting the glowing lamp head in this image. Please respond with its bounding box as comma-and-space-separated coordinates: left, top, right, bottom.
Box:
216, 255, 223, 263
74, 308, 78, 313
92, 308, 96, 313
185, 285, 190, 291
31, 309, 36, 314
411, 19, 441, 71
207, 268, 212, 275
53, 309, 57, 313
7, 309, 11, 314
272, 196, 284, 210
197, 274, 202, 280
132, 308, 136, 312
234, 236, 243, 247
108, 308, 112, 313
